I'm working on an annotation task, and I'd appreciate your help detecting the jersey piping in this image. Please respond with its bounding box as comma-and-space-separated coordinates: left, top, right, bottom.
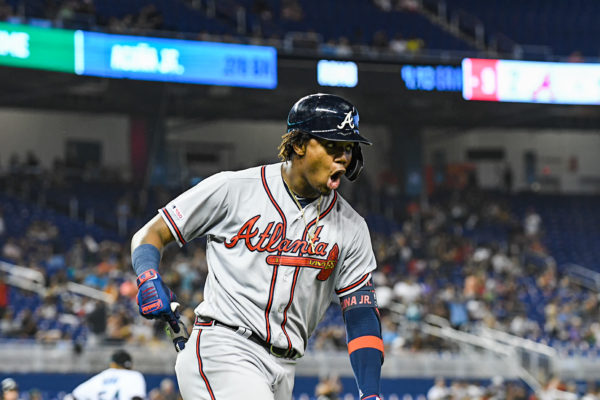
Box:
160, 207, 187, 245
196, 330, 216, 400
260, 165, 287, 345
281, 191, 339, 351
336, 272, 371, 296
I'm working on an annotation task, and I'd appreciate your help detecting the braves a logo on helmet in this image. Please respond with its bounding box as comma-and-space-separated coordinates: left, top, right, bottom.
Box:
337, 110, 356, 130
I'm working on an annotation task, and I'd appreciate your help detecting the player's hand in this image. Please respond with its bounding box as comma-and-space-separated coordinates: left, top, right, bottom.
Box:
136, 269, 180, 332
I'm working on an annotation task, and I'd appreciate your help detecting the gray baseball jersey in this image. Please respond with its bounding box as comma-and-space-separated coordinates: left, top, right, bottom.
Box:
160, 162, 377, 356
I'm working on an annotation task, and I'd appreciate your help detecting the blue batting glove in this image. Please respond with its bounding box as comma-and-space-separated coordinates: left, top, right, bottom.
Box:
136, 269, 180, 332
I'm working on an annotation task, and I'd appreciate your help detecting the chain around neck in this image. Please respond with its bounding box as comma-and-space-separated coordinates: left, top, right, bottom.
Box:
282, 174, 322, 253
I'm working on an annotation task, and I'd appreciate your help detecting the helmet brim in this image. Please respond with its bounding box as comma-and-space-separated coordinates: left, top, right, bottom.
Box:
295, 129, 372, 145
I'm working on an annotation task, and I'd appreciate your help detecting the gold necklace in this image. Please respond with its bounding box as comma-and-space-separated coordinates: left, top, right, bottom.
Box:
284, 176, 322, 253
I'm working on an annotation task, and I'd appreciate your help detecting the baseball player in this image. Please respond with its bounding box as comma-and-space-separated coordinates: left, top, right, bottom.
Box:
131, 93, 383, 399
69, 349, 146, 400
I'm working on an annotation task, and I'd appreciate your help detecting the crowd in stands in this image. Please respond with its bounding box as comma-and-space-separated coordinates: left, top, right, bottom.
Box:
0, 0, 456, 58
4, 0, 593, 59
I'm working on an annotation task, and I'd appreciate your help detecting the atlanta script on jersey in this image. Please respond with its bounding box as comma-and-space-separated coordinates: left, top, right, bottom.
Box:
160, 162, 377, 356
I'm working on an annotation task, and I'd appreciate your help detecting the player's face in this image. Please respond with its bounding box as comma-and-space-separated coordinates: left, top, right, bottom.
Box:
298, 138, 353, 196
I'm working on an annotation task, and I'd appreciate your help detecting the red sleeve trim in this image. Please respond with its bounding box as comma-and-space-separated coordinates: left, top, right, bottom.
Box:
160, 208, 187, 245
336, 273, 370, 295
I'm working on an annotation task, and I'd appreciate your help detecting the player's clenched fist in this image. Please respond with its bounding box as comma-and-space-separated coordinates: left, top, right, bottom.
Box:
136, 269, 178, 326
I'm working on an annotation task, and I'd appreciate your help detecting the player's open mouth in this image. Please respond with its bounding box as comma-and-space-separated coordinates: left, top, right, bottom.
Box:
328, 170, 345, 190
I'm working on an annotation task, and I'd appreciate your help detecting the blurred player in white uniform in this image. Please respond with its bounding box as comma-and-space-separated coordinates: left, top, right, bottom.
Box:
131, 94, 384, 400
70, 349, 146, 400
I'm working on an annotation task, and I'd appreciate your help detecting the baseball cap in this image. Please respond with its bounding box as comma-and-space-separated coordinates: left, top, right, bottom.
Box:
111, 349, 133, 369
2, 377, 18, 391
286, 93, 372, 145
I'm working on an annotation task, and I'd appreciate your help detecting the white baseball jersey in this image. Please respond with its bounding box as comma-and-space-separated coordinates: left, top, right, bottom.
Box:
71, 368, 146, 400
160, 162, 377, 356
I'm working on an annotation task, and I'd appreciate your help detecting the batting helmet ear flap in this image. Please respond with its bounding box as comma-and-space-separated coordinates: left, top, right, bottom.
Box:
345, 145, 364, 181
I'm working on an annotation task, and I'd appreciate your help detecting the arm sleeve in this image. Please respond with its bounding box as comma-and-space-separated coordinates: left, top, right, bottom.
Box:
335, 218, 377, 295
160, 171, 231, 246
340, 280, 383, 399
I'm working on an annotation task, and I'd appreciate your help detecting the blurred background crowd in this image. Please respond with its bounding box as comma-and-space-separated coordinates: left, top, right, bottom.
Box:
1, 149, 600, 399
1, 0, 600, 399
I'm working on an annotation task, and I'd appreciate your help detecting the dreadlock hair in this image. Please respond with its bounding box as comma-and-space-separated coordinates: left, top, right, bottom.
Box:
278, 130, 311, 161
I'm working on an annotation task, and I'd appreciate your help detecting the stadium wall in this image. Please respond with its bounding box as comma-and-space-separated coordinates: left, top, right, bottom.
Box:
3, 108, 599, 195
0, 108, 129, 171
423, 128, 600, 193
165, 119, 391, 183
0, 110, 390, 185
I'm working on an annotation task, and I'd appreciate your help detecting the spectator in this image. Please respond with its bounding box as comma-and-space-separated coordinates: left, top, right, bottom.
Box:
537, 376, 578, 400
281, 0, 304, 21
320, 39, 339, 56
393, 276, 422, 304
567, 50, 584, 63
27, 389, 42, 400
0, 0, 13, 21
85, 300, 107, 346
389, 33, 408, 54
582, 382, 599, 400
56, 0, 77, 21
0, 308, 18, 337
505, 382, 528, 400
315, 374, 342, 400
335, 36, 353, 56
372, 30, 389, 52
486, 376, 506, 400
524, 207, 542, 238
15, 309, 38, 338
134, 5, 164, 31
1, 378, 20, 400
252, 0, 272, 21
427, 377, 449, 400
406, 36, 424, 52
105, 310, 133, 343
2, 239, 23, 264
148, 389, 165, 400
158, 378, 178, 400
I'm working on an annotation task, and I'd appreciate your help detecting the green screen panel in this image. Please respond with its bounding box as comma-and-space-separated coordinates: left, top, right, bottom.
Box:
0, 22, 75, 73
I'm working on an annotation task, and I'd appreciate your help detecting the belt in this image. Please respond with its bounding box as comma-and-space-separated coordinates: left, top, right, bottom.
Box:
195, 317, 300, 359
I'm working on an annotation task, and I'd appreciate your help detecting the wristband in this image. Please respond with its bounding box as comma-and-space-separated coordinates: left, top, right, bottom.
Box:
132, 244, 161, 276
136, 269, 158, 287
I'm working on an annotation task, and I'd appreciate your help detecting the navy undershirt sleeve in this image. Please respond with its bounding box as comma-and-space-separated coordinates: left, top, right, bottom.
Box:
341, 281, 383, 399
